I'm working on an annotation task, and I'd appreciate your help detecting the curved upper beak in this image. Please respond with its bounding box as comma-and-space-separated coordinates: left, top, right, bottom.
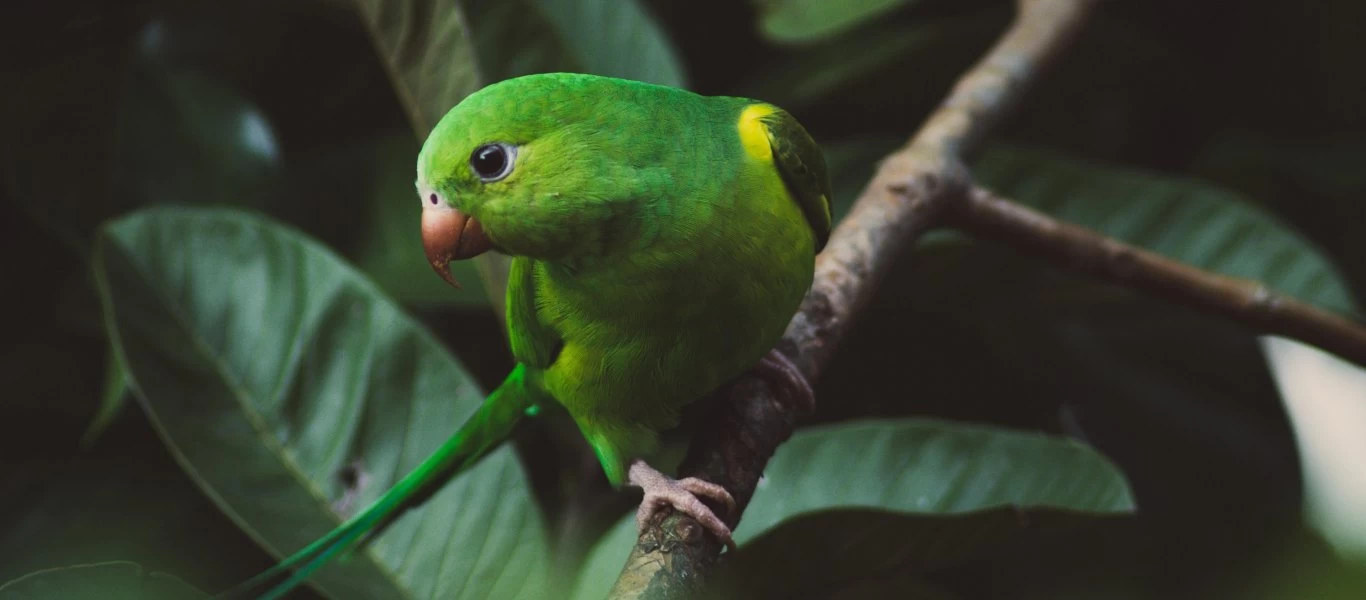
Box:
421, 203, 493, 288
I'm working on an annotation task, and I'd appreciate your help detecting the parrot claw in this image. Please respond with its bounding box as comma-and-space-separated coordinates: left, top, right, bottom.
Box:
628, 459, 737, 552
752, 349, 815, 415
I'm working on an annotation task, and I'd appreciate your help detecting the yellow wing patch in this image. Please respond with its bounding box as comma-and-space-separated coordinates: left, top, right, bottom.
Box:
738, 104, 778, 162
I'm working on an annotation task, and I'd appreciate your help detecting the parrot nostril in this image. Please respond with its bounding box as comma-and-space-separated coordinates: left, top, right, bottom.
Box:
429, 193, 439, 205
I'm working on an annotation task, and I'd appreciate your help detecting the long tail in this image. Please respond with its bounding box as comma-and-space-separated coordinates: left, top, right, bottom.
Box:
217, 365, 541, 600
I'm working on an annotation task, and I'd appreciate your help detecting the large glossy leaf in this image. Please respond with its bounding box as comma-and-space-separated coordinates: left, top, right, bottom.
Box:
753, 0, 921, 44
94, 207, 550, 600
0, 562, 205, 600
460, 0, 685, 87
571, 419, 1132, 599
741, 419, 1132, 531
971, 144, 1358, 315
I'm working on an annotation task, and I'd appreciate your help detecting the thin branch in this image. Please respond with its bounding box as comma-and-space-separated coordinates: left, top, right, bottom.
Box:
948, 184, 1366, 366
606, 1, 1103, 597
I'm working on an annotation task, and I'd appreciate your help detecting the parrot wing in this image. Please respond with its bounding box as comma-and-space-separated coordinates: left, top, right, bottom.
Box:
507, 256, 562, 368
759, 108, 834, 252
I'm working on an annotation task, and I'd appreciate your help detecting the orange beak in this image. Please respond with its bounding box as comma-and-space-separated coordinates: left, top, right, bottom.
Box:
421, 203, 492, 288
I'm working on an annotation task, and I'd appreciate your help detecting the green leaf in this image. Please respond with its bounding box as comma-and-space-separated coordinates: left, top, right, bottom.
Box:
94, 207, 550, 600
0, 562, 205, 600
742, 419, 1133, 532
461, 0, 686, 87
753, 0, 919, 44
571, 419, 1132, 600
713, 508, 1128, 599
971, 143, 1359, 315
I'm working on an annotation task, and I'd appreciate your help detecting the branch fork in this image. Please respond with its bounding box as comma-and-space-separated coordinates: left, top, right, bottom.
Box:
606, 0, 1366, 596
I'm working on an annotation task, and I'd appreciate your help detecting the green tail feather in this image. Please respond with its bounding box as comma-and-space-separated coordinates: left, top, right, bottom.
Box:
216, 365, 540, 600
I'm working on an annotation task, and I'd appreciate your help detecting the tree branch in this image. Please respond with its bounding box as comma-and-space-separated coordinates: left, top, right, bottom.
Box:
606, 1, 1103, 597
947, 184, 1366, 366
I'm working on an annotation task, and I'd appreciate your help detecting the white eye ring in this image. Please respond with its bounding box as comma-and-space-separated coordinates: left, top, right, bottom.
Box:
469, 142, 517, 182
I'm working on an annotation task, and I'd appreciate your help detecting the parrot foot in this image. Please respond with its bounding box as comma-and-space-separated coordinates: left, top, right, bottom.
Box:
752, 349, 815, 414
628, 459, 737, 551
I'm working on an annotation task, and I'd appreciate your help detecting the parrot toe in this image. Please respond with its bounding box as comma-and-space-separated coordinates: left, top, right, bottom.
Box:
628, 459, 737, 551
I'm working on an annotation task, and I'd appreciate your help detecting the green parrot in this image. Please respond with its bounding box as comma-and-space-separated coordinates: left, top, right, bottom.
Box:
222, 72, 829, 599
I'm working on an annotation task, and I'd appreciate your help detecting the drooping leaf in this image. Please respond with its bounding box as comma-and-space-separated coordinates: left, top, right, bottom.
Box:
571, 419, 1132, 600
94, 207, 550, 600
0, 562, 205, 600
461, 0, 686, 87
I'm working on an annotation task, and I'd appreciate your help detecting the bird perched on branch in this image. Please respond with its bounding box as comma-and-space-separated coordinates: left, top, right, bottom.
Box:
223, 72, 829, 600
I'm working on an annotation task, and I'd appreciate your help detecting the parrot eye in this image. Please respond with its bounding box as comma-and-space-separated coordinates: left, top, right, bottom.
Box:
469, 143, 516, 182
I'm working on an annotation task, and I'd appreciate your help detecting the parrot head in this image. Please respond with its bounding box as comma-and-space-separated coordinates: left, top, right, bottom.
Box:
415, 72, 665, 288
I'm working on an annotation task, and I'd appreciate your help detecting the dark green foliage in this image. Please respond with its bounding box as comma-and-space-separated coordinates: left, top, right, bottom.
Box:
4, 0, 1366, 598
